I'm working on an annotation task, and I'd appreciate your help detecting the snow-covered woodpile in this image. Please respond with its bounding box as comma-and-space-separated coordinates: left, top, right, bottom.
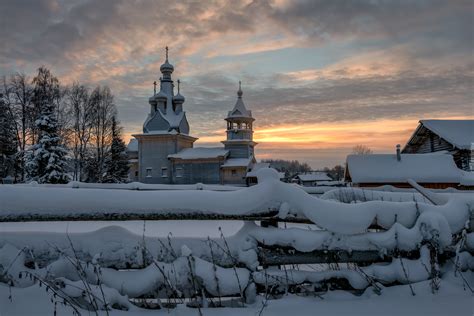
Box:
0, 168, 473, 313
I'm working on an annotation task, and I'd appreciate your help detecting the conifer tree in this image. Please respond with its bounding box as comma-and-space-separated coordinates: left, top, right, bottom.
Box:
0, 94, 18, 180
25, 67, 69, 183
102, 116, 129, 183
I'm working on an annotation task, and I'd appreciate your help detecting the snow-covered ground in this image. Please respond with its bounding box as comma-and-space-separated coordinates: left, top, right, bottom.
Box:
0, 220, 243, 237
0, 169, 473, 315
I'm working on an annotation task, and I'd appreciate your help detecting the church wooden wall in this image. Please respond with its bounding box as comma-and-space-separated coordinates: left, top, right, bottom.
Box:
171, 159, 224, 184
221, 167, 247, 185
138, 135, 193, 184
224, 143, 254, 158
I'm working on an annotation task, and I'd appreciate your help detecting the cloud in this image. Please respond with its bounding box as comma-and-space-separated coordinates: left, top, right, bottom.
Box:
1, 0, 472, 168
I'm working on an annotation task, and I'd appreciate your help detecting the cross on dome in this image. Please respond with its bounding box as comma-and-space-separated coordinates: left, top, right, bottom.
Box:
160, 46, 174, 76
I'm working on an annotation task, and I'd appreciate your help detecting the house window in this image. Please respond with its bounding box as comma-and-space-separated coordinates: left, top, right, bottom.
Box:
146, 168, 152, 177
161, 167, 168, 177
231, 169, 237, 176
176, 167, 183, 178
135, 171, 139, 177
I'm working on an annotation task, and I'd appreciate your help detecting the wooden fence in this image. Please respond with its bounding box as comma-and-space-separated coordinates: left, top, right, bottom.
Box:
0, 173, 473, 312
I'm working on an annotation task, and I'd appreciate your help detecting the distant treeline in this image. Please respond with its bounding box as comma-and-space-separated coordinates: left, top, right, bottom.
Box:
0, 67, 128, 184
262, 159, 345, 180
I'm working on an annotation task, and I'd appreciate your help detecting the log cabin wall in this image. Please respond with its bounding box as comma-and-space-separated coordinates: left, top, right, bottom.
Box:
403, 125, 472, 171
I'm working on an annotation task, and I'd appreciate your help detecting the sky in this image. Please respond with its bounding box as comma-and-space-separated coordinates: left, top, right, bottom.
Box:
0, 0, 473, 169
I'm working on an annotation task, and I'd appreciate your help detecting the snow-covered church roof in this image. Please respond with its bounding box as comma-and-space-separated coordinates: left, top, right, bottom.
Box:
126, 138, 138, 152
168, 147, 229, 160
226, 82, 253, 120
346, 153, 464, 184
222, 157, 253, 168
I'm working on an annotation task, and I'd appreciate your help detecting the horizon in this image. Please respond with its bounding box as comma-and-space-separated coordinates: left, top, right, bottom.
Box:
1, 0, 473, 169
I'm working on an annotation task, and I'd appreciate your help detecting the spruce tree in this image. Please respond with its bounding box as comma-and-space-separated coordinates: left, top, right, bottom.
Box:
102, 116, 129, 183
25, 67, 69, 184
0, 94, 18, 180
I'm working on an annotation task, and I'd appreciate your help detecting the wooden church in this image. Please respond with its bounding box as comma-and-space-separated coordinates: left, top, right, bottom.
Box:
126, 48, 258, 185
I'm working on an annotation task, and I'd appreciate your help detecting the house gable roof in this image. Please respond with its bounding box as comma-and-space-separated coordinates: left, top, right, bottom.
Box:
405, 120, 474, 151
346, 153, 463, 184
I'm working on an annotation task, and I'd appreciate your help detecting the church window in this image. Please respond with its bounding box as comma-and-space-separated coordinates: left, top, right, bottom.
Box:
176, 167, 183, 178
146, 168, 152, 177
231, 169, 237, 176
161, 167, 168, 177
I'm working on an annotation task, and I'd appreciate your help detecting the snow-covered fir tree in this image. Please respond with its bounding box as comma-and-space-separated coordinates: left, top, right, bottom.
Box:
25, 67, 69, 184
102, 116, 129, 183
0, 94, 18, 180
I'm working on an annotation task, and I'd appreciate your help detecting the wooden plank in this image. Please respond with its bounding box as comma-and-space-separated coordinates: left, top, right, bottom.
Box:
0, 210, 278, 222
258, 245, 456, 266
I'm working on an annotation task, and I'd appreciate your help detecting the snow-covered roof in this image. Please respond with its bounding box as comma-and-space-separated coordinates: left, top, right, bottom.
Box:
226, 84, 253, 120
419, 120, 474, 150
296, 172, 332, 182
460, 171, 474, 186
246, 163, 285, 179
168, 147, 229, 160
346, 154, 463, 183
246, 163, 270, 177
222, 158, 252, 168
126, 139, 138, 152
227, 98, 252, 119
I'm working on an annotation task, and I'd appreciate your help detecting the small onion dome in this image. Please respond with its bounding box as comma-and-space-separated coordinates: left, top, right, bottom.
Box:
173, 92, 185, 103
160, 60, 174, 74
148, 95, 157, 104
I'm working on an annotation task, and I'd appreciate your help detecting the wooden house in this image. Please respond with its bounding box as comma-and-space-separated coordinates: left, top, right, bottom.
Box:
293, 171, 332, 187
402, 120, 473, 171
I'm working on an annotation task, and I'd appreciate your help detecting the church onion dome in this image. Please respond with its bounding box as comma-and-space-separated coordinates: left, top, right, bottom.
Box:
160, 60, 174, 74
160, 46, 174, 74
173, 79, 185, 103
148, 95, 157, 104
173, 92, 185, 103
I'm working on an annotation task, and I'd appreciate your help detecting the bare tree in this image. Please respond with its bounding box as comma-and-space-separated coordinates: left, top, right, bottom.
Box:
2, 74, 34, 181
86, 86, 116, 182
67, 83, 93, 181
351, 144, 373, 155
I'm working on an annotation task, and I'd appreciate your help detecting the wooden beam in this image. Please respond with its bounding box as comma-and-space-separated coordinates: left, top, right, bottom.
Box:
257, 245, 456, 266
0, 210, 278, 222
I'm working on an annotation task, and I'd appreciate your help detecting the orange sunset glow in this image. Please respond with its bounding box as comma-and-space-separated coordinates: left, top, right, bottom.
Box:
2, 0, 473, 168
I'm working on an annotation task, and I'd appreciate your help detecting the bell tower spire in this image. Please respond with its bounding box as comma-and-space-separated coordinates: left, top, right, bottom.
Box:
222, 82, 257, 158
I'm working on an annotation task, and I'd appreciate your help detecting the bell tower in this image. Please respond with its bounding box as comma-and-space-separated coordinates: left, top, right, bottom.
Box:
222, 82, 257, 158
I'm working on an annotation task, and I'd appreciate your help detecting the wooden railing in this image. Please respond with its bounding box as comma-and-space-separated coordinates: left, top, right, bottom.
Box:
0, 171, 472, 311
